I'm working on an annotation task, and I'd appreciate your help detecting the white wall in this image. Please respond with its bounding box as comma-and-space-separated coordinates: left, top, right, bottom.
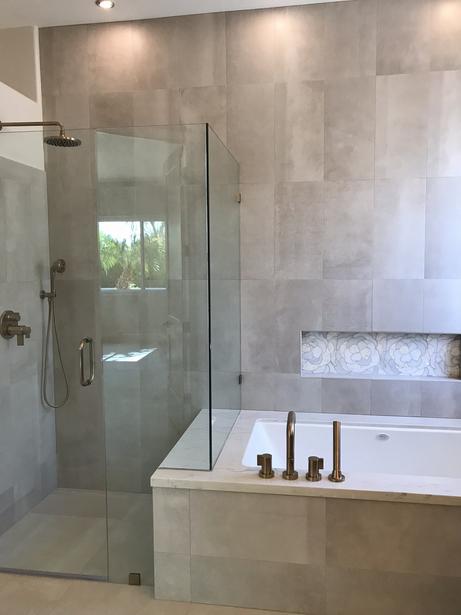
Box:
0, 26, 44, 170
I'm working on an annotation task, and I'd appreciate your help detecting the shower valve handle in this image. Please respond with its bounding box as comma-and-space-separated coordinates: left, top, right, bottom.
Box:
0, 310, 32, 346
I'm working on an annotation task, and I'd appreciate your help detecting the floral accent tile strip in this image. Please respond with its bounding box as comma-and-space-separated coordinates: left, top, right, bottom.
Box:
301, 332, 461, 379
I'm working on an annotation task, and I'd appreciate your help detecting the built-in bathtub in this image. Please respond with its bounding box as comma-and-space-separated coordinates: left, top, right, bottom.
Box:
151, 411, 461, 613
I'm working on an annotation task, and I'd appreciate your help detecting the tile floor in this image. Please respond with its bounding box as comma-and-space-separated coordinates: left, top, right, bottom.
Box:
0, 571, 293, 615
0, 488, 153, 583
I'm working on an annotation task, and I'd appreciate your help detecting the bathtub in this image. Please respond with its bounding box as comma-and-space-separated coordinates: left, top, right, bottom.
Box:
242, 415, 461, 479
152, 411, 461, 505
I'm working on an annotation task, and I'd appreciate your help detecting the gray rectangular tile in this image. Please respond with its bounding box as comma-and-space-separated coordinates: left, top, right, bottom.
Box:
226, 9, 276, 85
421, 380, 461, 418
240, 184, 274, 280
322, 378, 371, 414
326, 498, 461, 577
423, 279, 461, 333
371, 379, 422, 416
326, 566, 461, 615
241, 372, 276, 411
431, 0, 461, 71
154, 553, 191, 602
376, 0, 431, 75
153, 488, 190, 555
428, 70, 461, 177
275, 182, 323, 279
273, 374, 322, 413
274, 4, 325, 82
322, 280, 372, 332
426, 178, 461, 278
179, 86, 226, 144
323, 180, 373, 280
325, 77, 375, 181
324, 0, 376, 79
227, 84, 275, 184
241, 280, 276, 372
373, 179, 426, 279
191, 556, 325, 614
372, 279, 424, 333
275, 280, 323, 373
375, 74, 429, 179
190, 490, 325, 565
275, 81, 324, 183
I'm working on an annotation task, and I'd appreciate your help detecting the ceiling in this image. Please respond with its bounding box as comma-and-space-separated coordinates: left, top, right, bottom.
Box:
0, 0, 347, 28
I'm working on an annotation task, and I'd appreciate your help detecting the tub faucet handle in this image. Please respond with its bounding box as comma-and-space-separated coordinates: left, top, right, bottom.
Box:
328, 421, 345, 483
306, 456, 324, 482
257, 453, 274, 479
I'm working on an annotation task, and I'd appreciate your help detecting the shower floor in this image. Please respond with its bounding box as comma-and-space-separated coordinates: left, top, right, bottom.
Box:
0, 488, 153, 583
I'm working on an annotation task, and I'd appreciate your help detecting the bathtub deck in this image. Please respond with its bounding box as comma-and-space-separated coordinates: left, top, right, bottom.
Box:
152, 411, 461, 506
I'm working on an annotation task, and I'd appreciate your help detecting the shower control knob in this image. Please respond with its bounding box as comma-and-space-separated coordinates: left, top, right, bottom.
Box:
257, 453, 274, 479
0, 310, 31, 346
306, 456, 324, 482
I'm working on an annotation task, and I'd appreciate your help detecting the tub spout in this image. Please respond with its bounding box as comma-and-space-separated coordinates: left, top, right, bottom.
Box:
282, 410, 298, 480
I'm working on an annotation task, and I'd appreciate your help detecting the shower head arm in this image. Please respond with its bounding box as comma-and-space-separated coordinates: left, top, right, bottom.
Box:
0, 120, 65, 135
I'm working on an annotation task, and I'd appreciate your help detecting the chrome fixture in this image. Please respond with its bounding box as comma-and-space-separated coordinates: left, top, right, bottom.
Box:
328, 421, 345, 483
0, 121, 82, 147
257, 453, 274, 479
0, 311, 31, 346
79, 337, 95, 387
282, 410, 298, 480
40, 259, 70, 409
306, 456, 324, 482
95, 0, 115, 8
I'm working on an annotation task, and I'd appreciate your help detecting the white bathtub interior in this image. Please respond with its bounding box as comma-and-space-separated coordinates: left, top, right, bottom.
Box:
242, 417, 461, 479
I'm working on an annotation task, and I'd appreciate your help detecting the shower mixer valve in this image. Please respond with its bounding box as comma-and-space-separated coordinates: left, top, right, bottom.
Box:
0, 310, 31, 346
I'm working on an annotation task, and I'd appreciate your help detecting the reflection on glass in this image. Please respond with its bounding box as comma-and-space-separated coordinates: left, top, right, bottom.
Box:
98, 220, 166, 289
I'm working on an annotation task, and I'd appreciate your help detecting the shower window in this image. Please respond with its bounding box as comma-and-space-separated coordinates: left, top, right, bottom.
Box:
98, 220, 167, 290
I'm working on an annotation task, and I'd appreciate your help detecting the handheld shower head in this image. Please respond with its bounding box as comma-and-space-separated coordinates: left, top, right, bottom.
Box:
51, 259, 66, 275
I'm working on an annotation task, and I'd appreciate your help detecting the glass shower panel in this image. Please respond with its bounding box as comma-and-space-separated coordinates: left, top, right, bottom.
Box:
96, 125, 211, 585
0, 129, 108, 579
207, 126, 241, 466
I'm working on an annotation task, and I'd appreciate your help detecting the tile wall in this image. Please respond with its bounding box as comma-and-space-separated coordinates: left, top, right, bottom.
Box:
39, 0, 461, 420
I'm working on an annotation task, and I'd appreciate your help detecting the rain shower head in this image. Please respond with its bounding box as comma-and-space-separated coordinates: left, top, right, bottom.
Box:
44, 134, 82, 148
0, 120, 82, 147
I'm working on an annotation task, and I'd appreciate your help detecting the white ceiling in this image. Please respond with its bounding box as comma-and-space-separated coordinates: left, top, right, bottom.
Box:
0, 0, 347, 28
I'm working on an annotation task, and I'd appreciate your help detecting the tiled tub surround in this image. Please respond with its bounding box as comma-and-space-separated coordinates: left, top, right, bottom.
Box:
301, 331, 461, 379
39, 0, 461, 421
152, 412, 461, 614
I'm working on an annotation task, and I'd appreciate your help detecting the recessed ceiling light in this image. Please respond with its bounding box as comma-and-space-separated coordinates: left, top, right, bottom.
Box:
95, 0, 115, 8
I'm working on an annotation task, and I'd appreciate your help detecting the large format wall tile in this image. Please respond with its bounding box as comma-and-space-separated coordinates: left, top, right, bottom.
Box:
371, 379, 422, 416
275, 81, 324, 183
375, 74, 429, 179
431, 0, 461, 71
321, 378, 371, 414
322, 280, 372, 332
241, 280, 275, 372
240, 184, 274, 280
191, 556, 325, 614
190, 491, 325, 565
275, 280, 323, 374
275, 182, 323, 279
426, 178, 461, 279
324, 0, 376, 79
421, 380, 461, 418
372, 279, 424, 333
373, 179, 426, 279
323, 180, 373, 279
376, 0, 431, 75
326, 498, 461, 577
423, 279, 461, 333
325, 77, 375, 180
227, 84, 274, 184
326, 566, 461, 615
226, 9, 276, 85
274, 4, 325, 83
428, 70, 461, 177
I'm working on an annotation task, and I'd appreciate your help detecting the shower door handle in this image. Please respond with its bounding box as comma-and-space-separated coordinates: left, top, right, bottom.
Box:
79, 337, 95, 387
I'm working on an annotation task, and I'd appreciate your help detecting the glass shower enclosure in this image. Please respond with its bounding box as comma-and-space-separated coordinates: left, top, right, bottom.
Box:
0, 123, 240, 584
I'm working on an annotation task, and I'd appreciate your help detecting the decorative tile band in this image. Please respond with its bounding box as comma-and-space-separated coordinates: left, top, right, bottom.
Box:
301, 332, 461, 379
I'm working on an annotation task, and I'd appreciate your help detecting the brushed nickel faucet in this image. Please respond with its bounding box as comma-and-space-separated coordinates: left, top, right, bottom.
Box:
0, 311, 31, 346
282, 410, 298, 480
